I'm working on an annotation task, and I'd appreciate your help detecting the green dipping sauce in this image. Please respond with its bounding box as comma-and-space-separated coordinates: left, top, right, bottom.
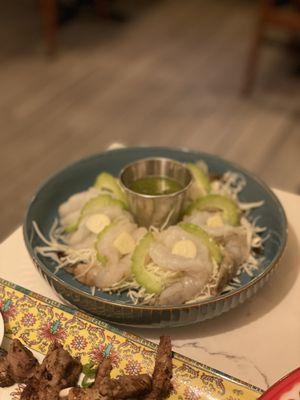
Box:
129, 176, 183, 195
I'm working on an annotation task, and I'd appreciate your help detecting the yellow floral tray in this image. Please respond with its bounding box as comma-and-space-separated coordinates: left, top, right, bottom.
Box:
0, 278, 263, 400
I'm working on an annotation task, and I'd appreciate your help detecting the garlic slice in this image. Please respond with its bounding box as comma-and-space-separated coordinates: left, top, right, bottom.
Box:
113, 232, 136, 255
59, 387, 73, 398
85, 214, 111, 234
172, 240, 197, 259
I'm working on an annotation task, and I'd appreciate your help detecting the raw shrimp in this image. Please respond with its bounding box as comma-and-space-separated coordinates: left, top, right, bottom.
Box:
132, 227, 148, 243
95, 254, 131, 288
184, 210, 250, 262
149, 226, 213, 274
81, 222, 146, 288
95, 205, 133, 223
183, 210, 214, 227
60, 210, 81, 229
66, 205, 133, 250
159, 275, 209, 305
96, 219, 137, 265
221, 230, 249, 267
183, 210, 245, 238
74, 255, 131, 288
69, 219, 141, 288
59, 187, 99, 220
183, 210, 236, 237
69, 233, 96, 250
208, 230, 250, 295
74, 263, 99, 286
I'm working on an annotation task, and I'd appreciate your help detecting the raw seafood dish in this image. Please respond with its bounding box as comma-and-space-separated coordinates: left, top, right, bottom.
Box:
34, 161, 265, 306
0, 336, 172, 400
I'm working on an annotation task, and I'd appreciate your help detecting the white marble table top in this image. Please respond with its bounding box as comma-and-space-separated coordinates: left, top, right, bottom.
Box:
0, 188, 299, 392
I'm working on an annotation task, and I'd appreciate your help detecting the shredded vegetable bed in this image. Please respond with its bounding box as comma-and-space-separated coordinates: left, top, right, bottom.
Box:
33, 161, 266, 306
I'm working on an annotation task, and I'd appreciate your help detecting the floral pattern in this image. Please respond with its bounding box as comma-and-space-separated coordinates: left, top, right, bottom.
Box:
124, 359, 142, 375
0, 298, 17, 322
0, 278, 262, 400
39, 320, 66, 342
21, 313, 36, 327
91, 343, 120, 367
200, 373, 226, 395
184, 385, 202, 400
71, 335, 88, 351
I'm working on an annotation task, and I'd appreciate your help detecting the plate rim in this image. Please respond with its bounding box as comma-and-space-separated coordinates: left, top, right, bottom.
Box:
23, 146, 288, 311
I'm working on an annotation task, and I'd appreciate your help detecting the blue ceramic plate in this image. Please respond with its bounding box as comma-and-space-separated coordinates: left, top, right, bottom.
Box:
23, 147, 287, 327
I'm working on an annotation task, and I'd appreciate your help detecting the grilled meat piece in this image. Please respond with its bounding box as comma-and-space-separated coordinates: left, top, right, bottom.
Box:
144, 336, 173, 400
7, 335, 173, 400
98, 374, 152, 399
38, 342, 82, 388
68, 358, 152, 400
0, 340, 38, 387
69, 336, 172, 400
93, 359, 112, 387
21, 378, 60, 400
7, 339, 38, 383
21, 342, 82, 400
0, 352, 14, 387
67, 359, 113, 400
69, 374, 152, 400
68, 387, 107, 400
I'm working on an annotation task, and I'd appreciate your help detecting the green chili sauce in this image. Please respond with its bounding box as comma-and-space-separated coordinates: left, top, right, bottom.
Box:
129, 176, 182, 195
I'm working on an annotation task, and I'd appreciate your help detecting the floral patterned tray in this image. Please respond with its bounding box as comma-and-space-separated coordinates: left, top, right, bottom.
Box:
0, 277, 263, 400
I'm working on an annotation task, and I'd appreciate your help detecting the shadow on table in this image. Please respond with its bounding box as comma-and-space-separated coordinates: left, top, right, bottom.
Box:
136, 223, 299, 340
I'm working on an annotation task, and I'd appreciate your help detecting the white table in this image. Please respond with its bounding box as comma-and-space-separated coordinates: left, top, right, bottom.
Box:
0, 189, 299, 391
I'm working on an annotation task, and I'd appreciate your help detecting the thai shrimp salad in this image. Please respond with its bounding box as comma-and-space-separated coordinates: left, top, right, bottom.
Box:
34, 161, 265, 305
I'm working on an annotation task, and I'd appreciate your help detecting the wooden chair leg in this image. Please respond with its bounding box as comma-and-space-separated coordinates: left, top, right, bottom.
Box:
39, 0, 58, 54
242, 19, 265, 95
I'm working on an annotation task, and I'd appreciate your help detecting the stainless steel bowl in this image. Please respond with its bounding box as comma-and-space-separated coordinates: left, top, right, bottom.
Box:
119, 157, 192, 228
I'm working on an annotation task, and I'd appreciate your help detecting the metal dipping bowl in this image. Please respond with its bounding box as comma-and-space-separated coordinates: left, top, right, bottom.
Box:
119, 157, 192, 228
